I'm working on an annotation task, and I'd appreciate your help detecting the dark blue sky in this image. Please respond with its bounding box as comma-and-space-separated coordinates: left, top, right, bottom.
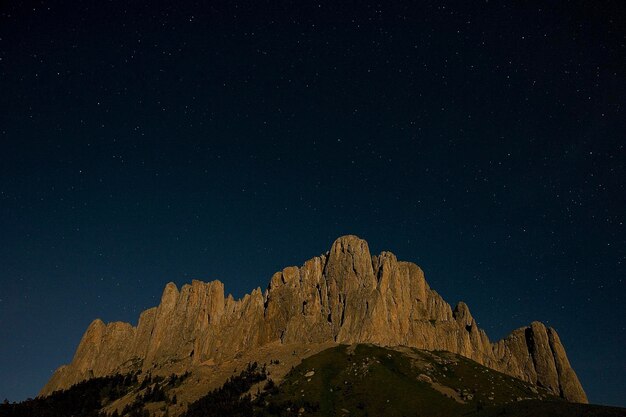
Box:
1, 0, 624, 407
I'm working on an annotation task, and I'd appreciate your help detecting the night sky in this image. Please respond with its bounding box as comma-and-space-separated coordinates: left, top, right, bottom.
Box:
1, 0, 624, 407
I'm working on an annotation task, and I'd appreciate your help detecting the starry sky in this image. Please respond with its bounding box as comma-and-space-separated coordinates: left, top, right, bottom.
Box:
1, 0, 624, 407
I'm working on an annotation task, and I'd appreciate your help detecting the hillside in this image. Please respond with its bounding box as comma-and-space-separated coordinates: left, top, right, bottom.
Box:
256, 344, 559, 417
6, 344, 624, 417
252, 344, 625, 417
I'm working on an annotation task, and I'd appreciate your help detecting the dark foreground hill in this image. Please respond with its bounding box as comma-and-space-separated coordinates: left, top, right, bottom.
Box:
254, 344, 622, 417
3, 344, 624, 417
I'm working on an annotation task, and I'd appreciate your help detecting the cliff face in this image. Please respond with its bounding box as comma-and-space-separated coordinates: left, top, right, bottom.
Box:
40, 235, 587, 403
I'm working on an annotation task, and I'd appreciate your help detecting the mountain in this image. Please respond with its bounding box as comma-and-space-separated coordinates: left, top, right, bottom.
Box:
40, 235, 587, 406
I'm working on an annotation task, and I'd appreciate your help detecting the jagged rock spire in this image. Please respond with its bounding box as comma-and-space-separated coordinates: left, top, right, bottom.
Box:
40, 235, 587, 403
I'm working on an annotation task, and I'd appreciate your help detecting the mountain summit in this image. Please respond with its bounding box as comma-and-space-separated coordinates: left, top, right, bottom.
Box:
41, 235, 587, 403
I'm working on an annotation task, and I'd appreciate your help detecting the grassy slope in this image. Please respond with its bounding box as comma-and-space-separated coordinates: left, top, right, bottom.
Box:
7, 344, 625, 417
482, 400, 626, 417
259, 344, 626, 417
271, 344, 463, 417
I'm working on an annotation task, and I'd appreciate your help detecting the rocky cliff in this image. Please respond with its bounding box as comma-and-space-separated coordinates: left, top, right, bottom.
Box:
41, 235, 587, 403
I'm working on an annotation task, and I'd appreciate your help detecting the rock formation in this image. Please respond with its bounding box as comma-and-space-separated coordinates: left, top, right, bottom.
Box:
40, 235, 587, 403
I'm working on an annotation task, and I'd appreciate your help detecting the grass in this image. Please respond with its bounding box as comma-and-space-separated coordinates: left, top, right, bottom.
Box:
481, 399, 626, 417
255, 344, 626, 417
258, 345, 487, 416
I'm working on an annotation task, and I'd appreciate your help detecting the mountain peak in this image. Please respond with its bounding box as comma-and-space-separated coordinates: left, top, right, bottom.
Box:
40, 236, 587, 404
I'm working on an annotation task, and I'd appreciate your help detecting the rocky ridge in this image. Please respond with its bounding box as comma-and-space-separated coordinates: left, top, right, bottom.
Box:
41, 235, 587, 403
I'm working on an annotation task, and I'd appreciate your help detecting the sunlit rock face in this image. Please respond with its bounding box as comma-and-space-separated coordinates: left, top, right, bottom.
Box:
40, 235, 587, 403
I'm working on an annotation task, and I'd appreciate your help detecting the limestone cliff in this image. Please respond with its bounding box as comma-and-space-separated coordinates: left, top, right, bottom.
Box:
40, 235, 587, 403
